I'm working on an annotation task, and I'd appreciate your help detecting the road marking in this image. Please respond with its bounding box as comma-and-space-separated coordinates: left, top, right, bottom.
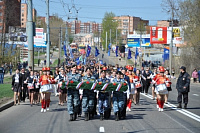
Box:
99, 127, 105, 132
193, 94, 199, 96
141, 93, 200, 123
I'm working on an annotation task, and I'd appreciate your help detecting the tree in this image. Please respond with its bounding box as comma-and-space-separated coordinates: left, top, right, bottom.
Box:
101, 12, 119, 50
162, 0, 200, 73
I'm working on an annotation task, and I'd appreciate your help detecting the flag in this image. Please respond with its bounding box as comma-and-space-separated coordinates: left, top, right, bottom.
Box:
84, 57, 87, 65
99, 60, 103, 65
63, 43, 67, 57
76, 57, 80, 65
135, 47, 139, 60
86, 45, 91, 57
68, 45, 74, 59
127, 48, 132, 59
115, 46, 119, 57
95, 47, 100, 57
108, 43, 111, 56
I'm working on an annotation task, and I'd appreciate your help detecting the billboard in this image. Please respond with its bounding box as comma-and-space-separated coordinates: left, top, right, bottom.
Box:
150, 27, 167, 44
167, 27, 184, 45
127, 34, 151, 47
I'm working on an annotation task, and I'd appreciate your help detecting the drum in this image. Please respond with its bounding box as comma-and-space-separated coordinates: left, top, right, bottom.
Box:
135, 82, 142, 88
35, 83, 40, 89
130, 83, 135, 94
28, 83, 34, 89
40, 84, 53, 92
155, 84, 167, 93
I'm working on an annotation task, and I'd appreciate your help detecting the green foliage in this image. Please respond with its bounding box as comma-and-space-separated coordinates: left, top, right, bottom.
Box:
101, 12, 119, 50
0, 84, 13, 99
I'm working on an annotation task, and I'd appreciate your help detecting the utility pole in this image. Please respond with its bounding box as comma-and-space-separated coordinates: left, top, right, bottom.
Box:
59, 27, 62, 59
106, 31, 107, 52
110, 29, 111, 44
46, 0, 50, 67
116, 28, 117, 45
169, 6, 174, 74
27, 0, 34, 70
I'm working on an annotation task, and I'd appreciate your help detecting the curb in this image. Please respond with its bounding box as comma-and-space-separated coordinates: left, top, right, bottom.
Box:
0, 99, 15, 112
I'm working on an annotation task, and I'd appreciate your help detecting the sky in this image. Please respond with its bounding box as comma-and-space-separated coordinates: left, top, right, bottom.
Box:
28, 0, 171, 25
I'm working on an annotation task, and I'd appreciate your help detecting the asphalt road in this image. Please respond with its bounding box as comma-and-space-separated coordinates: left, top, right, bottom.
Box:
0, 48, 199, 133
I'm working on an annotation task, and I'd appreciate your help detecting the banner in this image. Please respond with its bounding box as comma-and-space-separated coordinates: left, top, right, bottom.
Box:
127, 34, 151, 47
150, 27, 167, 44
167, 27, 184, 45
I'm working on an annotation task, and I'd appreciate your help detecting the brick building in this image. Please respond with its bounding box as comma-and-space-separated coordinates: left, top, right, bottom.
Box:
21, 3, 37, 28
157, 20, 179, 27
113, 15, 149, 35
0, 0, 21, 33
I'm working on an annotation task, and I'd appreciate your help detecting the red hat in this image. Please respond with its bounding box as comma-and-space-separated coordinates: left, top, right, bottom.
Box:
42, 67, 47, 71
102, 67, 107, 71
128, 66, 133, 71
77, 65, 81, 70
159, 66, 165, 73
126, 65, 130, 69
46, 67, 50, 71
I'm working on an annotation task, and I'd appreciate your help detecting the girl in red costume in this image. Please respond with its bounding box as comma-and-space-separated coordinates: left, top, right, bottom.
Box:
39, 67, 50, 113
127, 66, 135, 111
152, 66, 171, 112
134, 69, 142, 105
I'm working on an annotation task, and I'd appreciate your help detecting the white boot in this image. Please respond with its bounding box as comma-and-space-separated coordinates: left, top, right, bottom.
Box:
47, 108, 49, 111
160, 108, 164, 112
44, 109, 47, 113
157, 105, 159, 108
41, 108, 44, 113
158, 108, 161, 112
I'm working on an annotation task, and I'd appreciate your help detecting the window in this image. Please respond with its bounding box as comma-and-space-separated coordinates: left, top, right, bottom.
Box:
21, 5, 24, 8
21, 10, 24, 13
0, 19, 2, 23
0, 12, 2, 16
0, 5, 2, 9
22, 18, 24, 21
22, 13, 24, 17
0, 26, 2, 29
22, 23, 24, 25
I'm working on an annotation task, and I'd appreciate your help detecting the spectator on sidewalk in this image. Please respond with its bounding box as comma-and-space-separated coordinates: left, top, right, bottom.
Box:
0, 64, 5, 84
38, 59, 40, 67
172, 68, 175, 77
9, 62, 13, 75
192, 69, 198, 83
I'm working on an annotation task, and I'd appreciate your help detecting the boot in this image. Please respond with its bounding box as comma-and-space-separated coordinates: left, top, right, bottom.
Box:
100, 113, 103, 121
85, 112, 89, 121
184, 104, 187, 109
115, 112, 119, 121
69, 114, 73, 121
177, 103, 182, 108
73, 113, 77, 121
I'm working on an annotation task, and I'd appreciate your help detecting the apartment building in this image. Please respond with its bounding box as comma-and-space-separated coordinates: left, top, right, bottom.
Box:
0, 0, 21, 33
21, 3, 37, 28
113, 15, 149, 35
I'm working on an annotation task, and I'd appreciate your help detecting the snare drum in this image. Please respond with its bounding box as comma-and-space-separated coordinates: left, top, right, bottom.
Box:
135, 82, 142, 88
28, 83, 34, 89
155, 84, 168, 94
40, 84, 53, 92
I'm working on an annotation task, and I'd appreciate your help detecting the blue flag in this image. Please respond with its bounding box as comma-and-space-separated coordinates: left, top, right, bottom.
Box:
76, 57, 80, 65
108, 43, 111, 56
84, 57, 87, 65
86, 45, 91, 57
63, 44, 67, 57
127, 48, 132, 59
68, 45, 74, 59
115, 46, 119, 57
135, 47, 139, 60
95, 47, 100, 57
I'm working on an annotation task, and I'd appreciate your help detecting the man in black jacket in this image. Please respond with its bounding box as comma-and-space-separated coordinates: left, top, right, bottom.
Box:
20, 68, 28, 102
176, 66, 190, 109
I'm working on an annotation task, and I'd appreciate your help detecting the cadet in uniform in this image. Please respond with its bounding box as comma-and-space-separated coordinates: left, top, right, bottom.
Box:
67, 65, 82, 121
97, 67, 110, 121
82, 67, 96, 121
112, 71, 125, 121
176, 66, 190, 109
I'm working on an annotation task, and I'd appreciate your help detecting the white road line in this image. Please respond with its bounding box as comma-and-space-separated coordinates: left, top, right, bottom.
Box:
99, 127, 105, 132
193, 94, 199, 96
141, 93, 200, 123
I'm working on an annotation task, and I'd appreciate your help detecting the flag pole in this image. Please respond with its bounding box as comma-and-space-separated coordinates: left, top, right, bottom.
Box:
98, 58, 101, 78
